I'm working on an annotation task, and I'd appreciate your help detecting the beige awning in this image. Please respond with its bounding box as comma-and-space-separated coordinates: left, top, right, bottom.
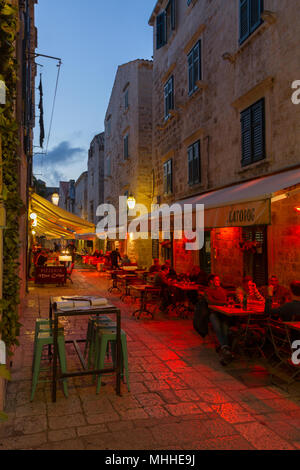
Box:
30, 193, 95, 238
114, 167, 300, 236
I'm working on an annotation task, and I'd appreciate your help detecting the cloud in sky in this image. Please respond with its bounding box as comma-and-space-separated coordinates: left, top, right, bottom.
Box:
33, 141, 87, 187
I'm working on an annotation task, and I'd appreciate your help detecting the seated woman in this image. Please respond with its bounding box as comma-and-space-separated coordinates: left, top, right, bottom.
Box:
265, 280, 300, 322
236, 276, 265, 304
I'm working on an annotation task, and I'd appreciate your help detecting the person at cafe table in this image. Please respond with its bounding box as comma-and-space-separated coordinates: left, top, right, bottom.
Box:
162, 259, 177, 279
205, 274, 234, 365
236, 276, 265, 305
260, 275, 291, 306
149, 258, 161, 273
265, 280, 300, 321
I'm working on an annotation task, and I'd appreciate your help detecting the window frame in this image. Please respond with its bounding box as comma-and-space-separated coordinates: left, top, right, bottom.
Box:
164, 75, 174, 120
163, 159, 173, 195
188, 40, 202, 95
240, 98, 265, 167
239, 0, 264, 45
188, 140, 201, 185
124, 89, 129, 110
123, 134, 129, 160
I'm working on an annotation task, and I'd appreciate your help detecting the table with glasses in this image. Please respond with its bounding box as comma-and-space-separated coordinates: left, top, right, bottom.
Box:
170, 282, 205, 318
210, 303, 267, 355
49, 296, 122, 402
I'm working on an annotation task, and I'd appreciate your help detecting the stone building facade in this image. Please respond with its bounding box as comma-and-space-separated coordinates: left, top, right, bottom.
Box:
74, 171, 88, 220
0, 0, 38, 411
58, 180, 75, 213
148, 0, 300, 286
87, 133, 105, 224
104, 60, 153, 266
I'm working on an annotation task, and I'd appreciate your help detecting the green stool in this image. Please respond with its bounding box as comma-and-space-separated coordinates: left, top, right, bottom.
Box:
85, 316, 115, 368
31, 329, 68, 401
95, 327, 130, 394
32, 319, 64, 372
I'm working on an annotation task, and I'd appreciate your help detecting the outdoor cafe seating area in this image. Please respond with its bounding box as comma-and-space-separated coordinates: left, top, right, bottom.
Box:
29, 253, 300, 404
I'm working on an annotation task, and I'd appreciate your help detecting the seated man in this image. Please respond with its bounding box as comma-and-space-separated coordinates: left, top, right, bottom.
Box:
260, 275, 291, 306
204, 274, 233, 365
265, 280, 300, 321
35, 250, 48, 266
154, 266, 172, 311
162, 259, 177, 279
149, 258, 161, 273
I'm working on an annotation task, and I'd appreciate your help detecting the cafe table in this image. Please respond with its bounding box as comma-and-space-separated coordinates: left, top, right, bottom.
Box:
210, 303, 267, 355
170, 282, 204, 318
49, 296, 122, 402
130, 285, 159, 319
116, 274, 138, 301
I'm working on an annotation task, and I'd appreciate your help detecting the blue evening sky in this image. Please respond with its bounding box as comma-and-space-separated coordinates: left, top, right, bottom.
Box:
33, 0, 155, 186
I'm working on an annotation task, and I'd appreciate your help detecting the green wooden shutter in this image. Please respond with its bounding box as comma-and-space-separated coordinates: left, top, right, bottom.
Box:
156, 12, 166, 49
193, 141, 200, 184
188, 52, 193, 94
240, 0, 250, 44
188, 146, 193, 183
171, 0, 176, 30
252, 98, 265, 162
241, 107, 252, 166
250, 0, 263, 32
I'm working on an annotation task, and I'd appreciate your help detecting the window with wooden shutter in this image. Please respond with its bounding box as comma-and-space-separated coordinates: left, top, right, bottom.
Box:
188, 141, 201, 185
164, 76, 174, 119
163, 159, 173, 194
241, 98, 265, 167
166, 0, 176, 42
124, 134, 129, 159
156, 12, 166, 49
239, 0, 263, 44
188, 41, 201, 95
252, 98, 265, 162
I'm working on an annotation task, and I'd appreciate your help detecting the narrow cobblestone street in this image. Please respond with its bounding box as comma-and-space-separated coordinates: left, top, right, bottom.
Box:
1, 268, 300, 450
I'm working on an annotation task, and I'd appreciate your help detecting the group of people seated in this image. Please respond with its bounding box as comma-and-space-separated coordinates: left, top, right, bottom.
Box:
146, 259, 300, 367
195, 274, 300, 366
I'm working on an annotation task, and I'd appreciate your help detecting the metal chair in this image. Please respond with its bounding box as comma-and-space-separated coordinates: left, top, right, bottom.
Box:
266, 318, 300, 390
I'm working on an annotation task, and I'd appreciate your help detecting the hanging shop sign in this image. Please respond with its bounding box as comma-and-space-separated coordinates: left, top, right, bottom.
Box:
204, 199, 271, 228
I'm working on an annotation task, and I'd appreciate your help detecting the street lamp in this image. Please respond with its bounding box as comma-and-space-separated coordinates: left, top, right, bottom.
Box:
127, 195, 136, 210
51, 193, 59, 206
30, 212, 37, 220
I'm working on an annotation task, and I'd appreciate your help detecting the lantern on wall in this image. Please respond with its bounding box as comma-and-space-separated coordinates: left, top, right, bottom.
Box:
127, 195, 136, 210
51, 193, 60, 206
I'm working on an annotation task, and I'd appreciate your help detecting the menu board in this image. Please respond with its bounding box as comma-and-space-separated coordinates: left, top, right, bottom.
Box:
35, 266, 66, 285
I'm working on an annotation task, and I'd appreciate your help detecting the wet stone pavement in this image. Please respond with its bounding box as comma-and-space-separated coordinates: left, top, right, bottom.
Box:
1, 268, 300, 450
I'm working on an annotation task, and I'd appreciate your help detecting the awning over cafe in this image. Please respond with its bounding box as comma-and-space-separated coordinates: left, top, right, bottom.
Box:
30, 193, 95, 239
179, 167, 300, 228
122, 167, 300, 235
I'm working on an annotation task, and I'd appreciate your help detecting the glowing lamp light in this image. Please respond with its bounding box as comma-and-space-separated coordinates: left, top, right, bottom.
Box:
31, 230, 36, 236
30, 212, 37, 220
295, 207, 300, 213
32, 218, 37, 227
51, 193, 60, 206
127, 195, 136, 210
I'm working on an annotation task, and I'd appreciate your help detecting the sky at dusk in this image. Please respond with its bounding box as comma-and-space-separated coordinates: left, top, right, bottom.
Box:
33, 0, 155, 187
